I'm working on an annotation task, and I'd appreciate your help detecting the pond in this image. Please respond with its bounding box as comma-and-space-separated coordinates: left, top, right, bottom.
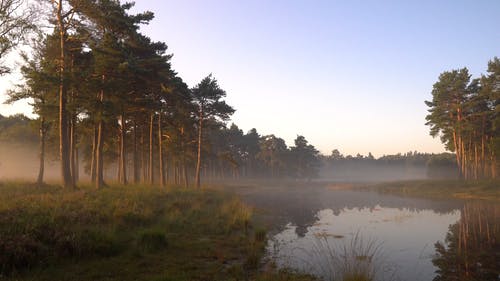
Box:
239, 187, 499, 281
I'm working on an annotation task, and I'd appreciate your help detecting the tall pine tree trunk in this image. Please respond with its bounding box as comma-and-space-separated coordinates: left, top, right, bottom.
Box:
158, 113, 165, 187
474, 143, 478, 180
491, 148, 497, 179
56, 0, 73, 188
96, 87, 105, 189
90, 124, 97, 183
96, 118, 104, 189
181, 126, 189, 188
174, 161, 179, 185
70, 114, 77, 186
195, 108, 203, 188
74, 146, 79, 182
141, 126, 146, 183
120, 113, 127, 185
133, 120, 139, 184
183, 159, 188, 188
69, 55, 77, 187
117, 133, 121, 182
149, 112, 154, 185
452, 130, 462, 178
481, 135, 486, 178
165, 152, 169, 184
37, 117, 46, 186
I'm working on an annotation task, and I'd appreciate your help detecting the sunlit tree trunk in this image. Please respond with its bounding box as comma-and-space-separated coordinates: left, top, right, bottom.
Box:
69, 54, 77, 187
133, 120, 139, 184
461, 139, 467, 179
96, 86, 105, 189
179, 125, 188, 188
37, 117, 46, 186
141, 126, 147, 183
118, 113, 127, 184
149, 112, 154, 184
55, 0, 73, 188
474, 143, 478, 180
117, 133, 121, 182
481, 135, 486, 178
182, 160, 188, 188
195, 106, 203, 188
74, 146, 79, 182
90, 124, 97, 182
158, 112, 165, 187
165, 152, 169, 184
452, 130, 462, 178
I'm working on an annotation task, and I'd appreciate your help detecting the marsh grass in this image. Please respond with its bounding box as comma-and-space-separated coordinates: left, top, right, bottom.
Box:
0, 181, 278, 280
275, 232, 396, 281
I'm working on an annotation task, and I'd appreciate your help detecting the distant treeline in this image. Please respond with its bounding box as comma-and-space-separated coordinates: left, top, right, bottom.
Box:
425, 59, 500, 180
321, 150, 458, 181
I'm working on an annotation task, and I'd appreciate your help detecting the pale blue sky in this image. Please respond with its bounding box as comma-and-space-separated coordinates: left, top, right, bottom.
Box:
1, 0, 499, 156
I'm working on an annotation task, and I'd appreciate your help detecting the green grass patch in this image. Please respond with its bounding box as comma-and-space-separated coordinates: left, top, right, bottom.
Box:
0, 181, 314, 280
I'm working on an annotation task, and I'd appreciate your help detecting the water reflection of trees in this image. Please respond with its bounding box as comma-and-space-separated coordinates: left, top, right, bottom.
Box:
433, 202, 500, 281
238, 186, 463, 237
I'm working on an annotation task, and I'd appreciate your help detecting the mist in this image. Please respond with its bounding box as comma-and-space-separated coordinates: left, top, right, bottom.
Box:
319, 163, 428, 182
0, 142, 60, 181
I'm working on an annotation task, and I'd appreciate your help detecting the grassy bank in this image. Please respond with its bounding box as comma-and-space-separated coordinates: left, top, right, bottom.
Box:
0, 182, 314, 281
358, 179, 500, 202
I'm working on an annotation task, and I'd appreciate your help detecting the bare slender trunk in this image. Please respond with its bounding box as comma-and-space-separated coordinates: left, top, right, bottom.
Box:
69, 55, 77, 187
195, 107, 203, 188
149, 112, 154, 184
70, 115, 77, 186
74, 147, 79, 182
481, 135, 486, 178
183, 159, 188, 188
452, 130, 462, 178
474, 143, 478, 180
90, 125, 97, 182
165, 152, 169, 184
158, 113, 165, 187
141, 126, 146, 183
174, 161, 179, 185
120, 113, 127, 185
117, 133, 121, 182
461, 139, 467, 179
56, 0, 72, 188
37, 117, 46, 186
133, 120, 139, 184
492, 150, 497, 179
96, 86, 105, 189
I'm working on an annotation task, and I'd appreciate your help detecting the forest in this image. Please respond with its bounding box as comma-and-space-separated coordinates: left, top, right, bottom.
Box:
2, 0, 325, 188
425, 63, 500, 180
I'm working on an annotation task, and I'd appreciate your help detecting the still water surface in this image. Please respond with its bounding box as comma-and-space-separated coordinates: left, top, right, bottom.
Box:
265, 190, 468, 281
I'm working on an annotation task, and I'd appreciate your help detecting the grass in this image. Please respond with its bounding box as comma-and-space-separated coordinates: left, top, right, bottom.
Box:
357, 179, 500, 202
0, 181, 316, 281
296, 233, 391, 281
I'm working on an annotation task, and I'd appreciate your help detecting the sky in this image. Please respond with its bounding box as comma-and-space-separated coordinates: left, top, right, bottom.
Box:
1, 0, 499, 157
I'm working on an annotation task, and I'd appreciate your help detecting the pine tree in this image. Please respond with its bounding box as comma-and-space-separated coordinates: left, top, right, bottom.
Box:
191, 75, 234, 188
